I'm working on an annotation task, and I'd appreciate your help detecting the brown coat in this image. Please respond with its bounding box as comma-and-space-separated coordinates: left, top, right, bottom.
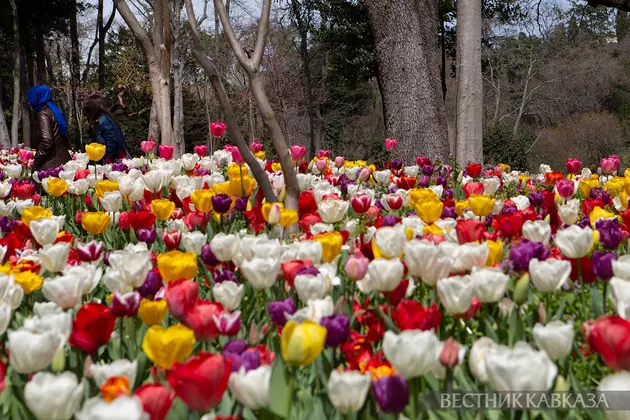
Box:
32, 106, 72, 171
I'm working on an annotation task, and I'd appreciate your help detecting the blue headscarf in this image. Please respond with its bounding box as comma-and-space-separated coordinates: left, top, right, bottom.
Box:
26, 85, 69, 138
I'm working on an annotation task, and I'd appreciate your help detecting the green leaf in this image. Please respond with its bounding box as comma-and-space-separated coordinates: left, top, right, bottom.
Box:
592, 286, 603, 318
305, 399, 326, 420
508, 309, 522, 346
268, 359, 292, 419
375, 306, 400, 333
553, 296, 567, 321
484, 318, 499, 342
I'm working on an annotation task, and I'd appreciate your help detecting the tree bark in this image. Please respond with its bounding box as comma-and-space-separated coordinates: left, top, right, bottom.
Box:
70, 0, 81, 148
172, 0, 185, 155
9, 0, 21, 147
185, 0, 277, 203
365, 0, 449, 162
148, 100, 160, 142
34, 30, 47, 85
0, 79, 11, 149
588, 0, 630, 11
455, 0, 483, 165
21, 45, 31, 147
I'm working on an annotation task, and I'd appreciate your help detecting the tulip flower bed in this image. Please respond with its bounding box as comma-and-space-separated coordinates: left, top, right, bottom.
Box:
0, 139, 628, 420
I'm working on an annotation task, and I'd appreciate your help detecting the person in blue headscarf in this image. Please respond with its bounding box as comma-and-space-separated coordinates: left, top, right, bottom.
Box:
26, 85, 72, 171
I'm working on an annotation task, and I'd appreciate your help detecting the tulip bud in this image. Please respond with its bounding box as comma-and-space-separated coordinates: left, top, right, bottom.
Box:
267, 204, 282, 225
457, 171, 464, 183
513, 273, 530, 305
358, 167, 371, 183
554, 375, 569, 392
51, 348, 66, 373
439, 337, 460, 369
83, 355, 93, 378
345, 252, 369, 282
249, 321, 259, 345
537, 302, 546, 324
334, 156, 345, 168
315, 159, 327, 173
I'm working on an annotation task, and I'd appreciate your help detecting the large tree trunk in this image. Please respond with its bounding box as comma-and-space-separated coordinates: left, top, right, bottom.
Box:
172, 0, 185, 156
9, 0, 21, 147
21, 45, 31, 147
455, 0, 483, 165
70, 0, 81, 148
365, 0, 449, 162
0, 80, 11, 149
34, 30, 47, 85
148, 100, 160, 142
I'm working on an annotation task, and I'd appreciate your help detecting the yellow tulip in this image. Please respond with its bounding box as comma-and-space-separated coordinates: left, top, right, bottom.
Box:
22, 206, 52, 227
499, 163, 511, 173
271, 162, 282, 173
485, 239, 504, 266
81, 212, 111, 235
138, 299, 168, 326
151, 199, 175, 221
279, 209, 298, 228
454, 200, 469, 217
605, 177, 625, 198
142, 324, 195, 370
86, 142, 106, 161
211, 182, 230, 196
190, 189, 214, 212
469, 194, 495, 217
157, 250, 198, 282
624, 168, 630, 179
281, 320, 327, 366
228, 176, 256, 197
254, 151, 266, 160
227, 164, 248, 180
415, 199, 443, 224
579, 178, 599, 197
313, 231, 343, 263
14, 271, 43, 294
405, 227, 415, 241
422, 224, 443, 236
593, 229, 600, 246
262, 202, 284, 224
46, 178, 68, 197
589, 206, 616, 228
408, 188, 437, 207
95, 180, 119, 198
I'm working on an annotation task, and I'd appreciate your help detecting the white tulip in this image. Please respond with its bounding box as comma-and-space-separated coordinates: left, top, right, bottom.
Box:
437, 275, 474, 314
25, 372, 83, 420
98, 191, 123, 213
211, 233, 240, 262
440, 242, 488, 273
23, 310, 72, 351
0, 200, 16, 216
228, 365, 272, 410
0, 272, 23, 309
39, 243, 70, 273
404, 165, 419, 177
610, 277, 630, 319
75, 396, 149, 420
404, 240, 453, 286
558, 199, 580, 225
297, 173, 316, 191
294, 272, 330, 302
485, 341, 558, 391
468, 337, 499, 384
470, 267, 509, 303
212, 281, 244, 311
367, 258, 404, 292
33, 301, 63, 317
597, 372, 630, 420
512, 195, 531, 211
102, 244, 152, 293
532, 321, 574, 360
522, 220, 551, 246
63, 263, 103, 295
327, 370, 371, 414
481, 177, 500, 196
0, 181, 12, 198
91, 359, 138, 387
240, 257, 280, 289
529, 258, 572, 292
0, 302, 12, 335
182, 231, 207, 255
374, 226, 406, 259
287, 296, 333, 324
383, 330, 440, 378
613, 255, 630, 281
555, 225, 593, 259
8, 327, 61, 374
317, 199, 349, 223
181, 153, 200, 171
42, 274, 84, 309
29, 217, 61, 246
67, 179, 90, 196
374, 170, 391, 185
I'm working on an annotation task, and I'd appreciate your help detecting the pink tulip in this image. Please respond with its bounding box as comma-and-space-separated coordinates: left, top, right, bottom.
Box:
317, 150, 331, 159
358, 167, 371, 183
601, 155, 620, 175
385, 194, 404, 211
231, 147, 244, 164
351, 193, 371, 214
345, 252, 369, 282
334, 156, 345, 168
250, 140, 263, 153
210, 122, 226, 138
18, 149, 33, 162
159, 144, 174, 160
194, 144, 207, 157
315, 159, 327, 173
384, 138, 398, 152
556, 178, 575, 199
290, 145, 307, 162
565, 158, 582, 175
141, 139, 156, 154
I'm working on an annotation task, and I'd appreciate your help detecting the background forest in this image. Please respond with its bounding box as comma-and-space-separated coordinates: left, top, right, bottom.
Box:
0, 0, 629, 170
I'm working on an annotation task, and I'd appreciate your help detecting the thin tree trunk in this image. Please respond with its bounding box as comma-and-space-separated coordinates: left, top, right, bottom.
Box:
70, 0, 81, 148
21, 46, 31, 147
513, 59, 534, 137
0, 80, 11, 149
365, 0, 449, 162
441, 13, 447, 101
96, 0, 104, 89
172, 0, 185, 155
455, 0, 483, 165
9, 0, 21, 147
248, 88, 255, 140
148, 100, 160, 142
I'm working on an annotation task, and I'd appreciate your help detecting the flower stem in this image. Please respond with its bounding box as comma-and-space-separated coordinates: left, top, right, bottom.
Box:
118, 317, 124, 359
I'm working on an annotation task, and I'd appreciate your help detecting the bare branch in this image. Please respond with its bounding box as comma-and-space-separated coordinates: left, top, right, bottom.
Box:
213, 0, 252, 71
114, 0, 156, 60
252, 0, 271, 68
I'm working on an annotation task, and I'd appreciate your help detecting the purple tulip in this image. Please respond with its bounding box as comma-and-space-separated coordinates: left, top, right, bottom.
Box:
137, 270, 163, 298
235, 196, 249, 212
201, 243, 219, 266
418, 175, 429, 188
590, 188, 611, 205
422, 165, 434, 177
592, 251, 617, 281
296, 266, 320, 277
221, 339, 248, 357
577, 218, 591, 229
509, 239, 548, 272
436, 175, 447, 187
381, 214, 398, 227
443, 189, 454, 199
390, 159, 403, 171
214, 269, 237, 284
268, 297, 296, 326
229, 351, 260, 373
596, 218, 622, 250
373, 375, 409, 413
442, 207, 456, 219
212, 194, 233, 214
528, 191, 544, 207
137, 227, 157, 244
111, 162, 128, 172
320, 314, 349, 347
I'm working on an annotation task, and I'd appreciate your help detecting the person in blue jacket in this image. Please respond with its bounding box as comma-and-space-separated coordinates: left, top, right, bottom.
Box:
83, 95, 130, 163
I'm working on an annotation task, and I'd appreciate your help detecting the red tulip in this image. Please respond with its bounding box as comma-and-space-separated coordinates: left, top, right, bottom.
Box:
393, 300, 441, 331
163, 229, 182, 251
298, 191, 318, 218
213, 311, 241, 336
194, 145, 207, 157
385, 195, 403, 211
581, 198, 606, 218
466, 163, 482, 178
210, 122, 226, 138
351, 194, 371, 214
298, 214, 321, 233
129, 211, 157, 231
460, 297, 481, 320
249, 140, 263, 153
159, 145, 174, 160
135, 383, 175, 420
585, 315, 630, 371
566, 158, 582, 175
281, 260, 313, 288
462, 182, 484, 198
184, 300, 224, 341
384, 138, 398, 152
455, 220, 485, 244
544, 171, 564, 186
11, 182, 35, 200
167, 352, 231, 412
416, 156, 432, 167
165, 279, 199, 321
494, 211, 524, 238
69, 303, 116, 354
395, 176, 417, 190
75, 169, 91, 180
570, 256, 595, 284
